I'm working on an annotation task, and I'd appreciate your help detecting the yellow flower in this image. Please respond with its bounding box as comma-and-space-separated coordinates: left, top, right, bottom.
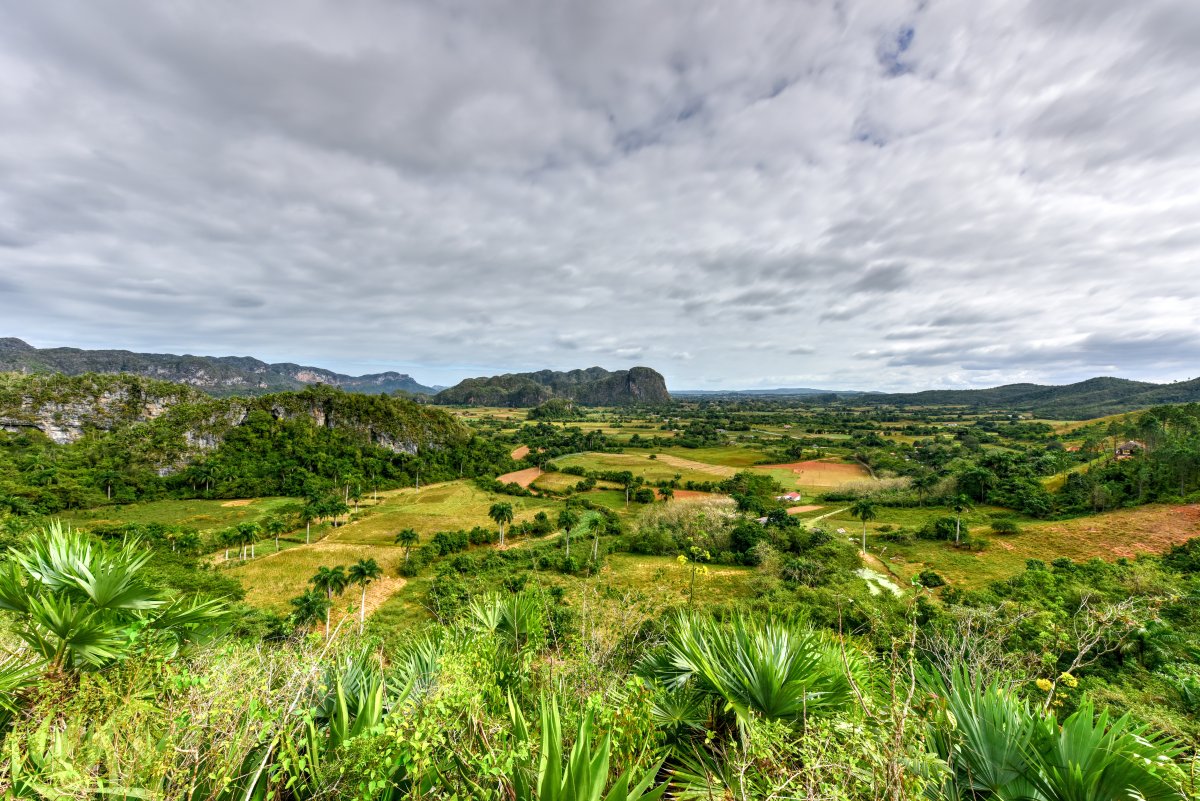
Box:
1058, 672, 1078, 688
676, 555, 688, 565
1035, 678, 1053, 692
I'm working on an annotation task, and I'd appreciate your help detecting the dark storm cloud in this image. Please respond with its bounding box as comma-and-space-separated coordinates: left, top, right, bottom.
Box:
1, 0, 1199, 389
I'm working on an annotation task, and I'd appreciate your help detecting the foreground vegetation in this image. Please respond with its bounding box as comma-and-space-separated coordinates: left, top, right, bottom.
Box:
3, 373, 1200, 798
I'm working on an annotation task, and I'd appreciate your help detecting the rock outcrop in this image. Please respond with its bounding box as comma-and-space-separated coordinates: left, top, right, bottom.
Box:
434, 366, 669, 407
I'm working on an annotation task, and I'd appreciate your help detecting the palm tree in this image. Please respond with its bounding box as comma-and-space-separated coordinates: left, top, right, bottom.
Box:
489, 502, 514, 547
217, 526, 236, 561
236, 521, 261, 560
0, 522, 226, 672
263, 515, 287, 552
913, 471, 938, 505
849, 498, 878, 553
618, 471, 636, 503
326, 498, 351, 527
309, 566, 348, 637
347, 558, 382, 630
952, 494, 973, 544
290, 590, 330, 633
301, 500, 320, 545
394, 528, 420, 563
557, 509, 579, 559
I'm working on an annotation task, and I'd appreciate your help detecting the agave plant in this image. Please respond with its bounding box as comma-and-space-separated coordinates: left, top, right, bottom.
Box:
0, 654, 38, 734
0, 522, 226, 672
469, 591, 545, 651
926, 667, 1187, 801
458, 694, 667, 801
924, 668, 1040, 801
1027, 701, 1185, 801
640, 613, 867, 731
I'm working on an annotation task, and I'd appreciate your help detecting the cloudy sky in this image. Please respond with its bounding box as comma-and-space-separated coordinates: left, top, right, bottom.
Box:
1, 1, 1198, 391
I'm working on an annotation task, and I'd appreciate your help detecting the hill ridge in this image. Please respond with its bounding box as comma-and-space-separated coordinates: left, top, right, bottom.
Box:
434, 365, 669, 406
0, 337, 435, 397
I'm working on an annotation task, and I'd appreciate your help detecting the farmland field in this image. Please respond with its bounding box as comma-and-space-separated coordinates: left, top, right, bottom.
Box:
63, 497, 297, 532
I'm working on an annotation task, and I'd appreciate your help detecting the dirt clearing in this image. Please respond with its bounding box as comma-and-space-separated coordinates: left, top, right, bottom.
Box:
653, 453, 738, 477
511, 445, 530, 460
754, 460, 870, 487
497, 467, 543, 488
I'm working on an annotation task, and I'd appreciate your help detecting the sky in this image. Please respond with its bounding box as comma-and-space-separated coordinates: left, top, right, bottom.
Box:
1, 1, 1199, 392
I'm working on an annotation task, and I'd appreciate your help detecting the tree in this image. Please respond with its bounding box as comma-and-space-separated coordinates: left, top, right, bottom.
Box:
301, 500, 320, 545
217, 527, 236, 561
263, 515, 288, 552
557, 509, 580, 560
394, 528, 419, 563
235, 521, 261, 560
324, 498, 350, 528
347, 558, 382, 630
0, 522, 225, 673
618, 471, 636, 503
489, 502, 514, 547
658, 486, 675, 502
290, 590, 330, 633
308, 566, 348, 637
849, 498, 878, 553
952, 494, 973, 544
913, 471, 938, 505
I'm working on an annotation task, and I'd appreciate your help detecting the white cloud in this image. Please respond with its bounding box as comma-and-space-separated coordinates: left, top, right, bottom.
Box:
1, 0, 1198, 390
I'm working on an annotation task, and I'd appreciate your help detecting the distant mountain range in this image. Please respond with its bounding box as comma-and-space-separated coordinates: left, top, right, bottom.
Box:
677, 376, 1200, 419
0, 338, 436, 396
433, 366, 669, 407
5, 337, 1198, 418
673, 387, 871, 397
854, 376, 1200, 419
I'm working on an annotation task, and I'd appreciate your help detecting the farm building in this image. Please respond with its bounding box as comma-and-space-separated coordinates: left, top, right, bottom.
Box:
1115, 440, 1145, 459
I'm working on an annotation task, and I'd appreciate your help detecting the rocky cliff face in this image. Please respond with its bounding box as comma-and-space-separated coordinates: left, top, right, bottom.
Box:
434, 366, 669, 407
0, 373, 204, 444
0, 338, 436, 396
0, 374, 465, 461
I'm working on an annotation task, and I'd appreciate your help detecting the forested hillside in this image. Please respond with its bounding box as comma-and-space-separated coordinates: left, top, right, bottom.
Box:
0, 337, 436, 396
434, 366, 670, 406
857, 376, 1200, 419
0, 373, 509, 513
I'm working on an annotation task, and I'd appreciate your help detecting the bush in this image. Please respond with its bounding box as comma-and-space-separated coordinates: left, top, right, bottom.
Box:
990, 519, 1021, 536
917, 569, 946, 588
918, 516, 963, 542
878, 527, 914, 544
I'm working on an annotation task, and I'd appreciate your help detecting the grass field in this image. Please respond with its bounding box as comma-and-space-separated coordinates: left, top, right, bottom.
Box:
877, 504, 1200, 589
367, 553, 761, 633
64, 497, 298, 533
553, 452, 730, 485
751, 460, 872, 489
225, 481, 562, 611
531, 472, 585, 492
655, 445, 767, 468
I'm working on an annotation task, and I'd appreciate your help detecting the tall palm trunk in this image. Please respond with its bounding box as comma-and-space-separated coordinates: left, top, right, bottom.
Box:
306, 521, 311, 545
360, 586, 367, 626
